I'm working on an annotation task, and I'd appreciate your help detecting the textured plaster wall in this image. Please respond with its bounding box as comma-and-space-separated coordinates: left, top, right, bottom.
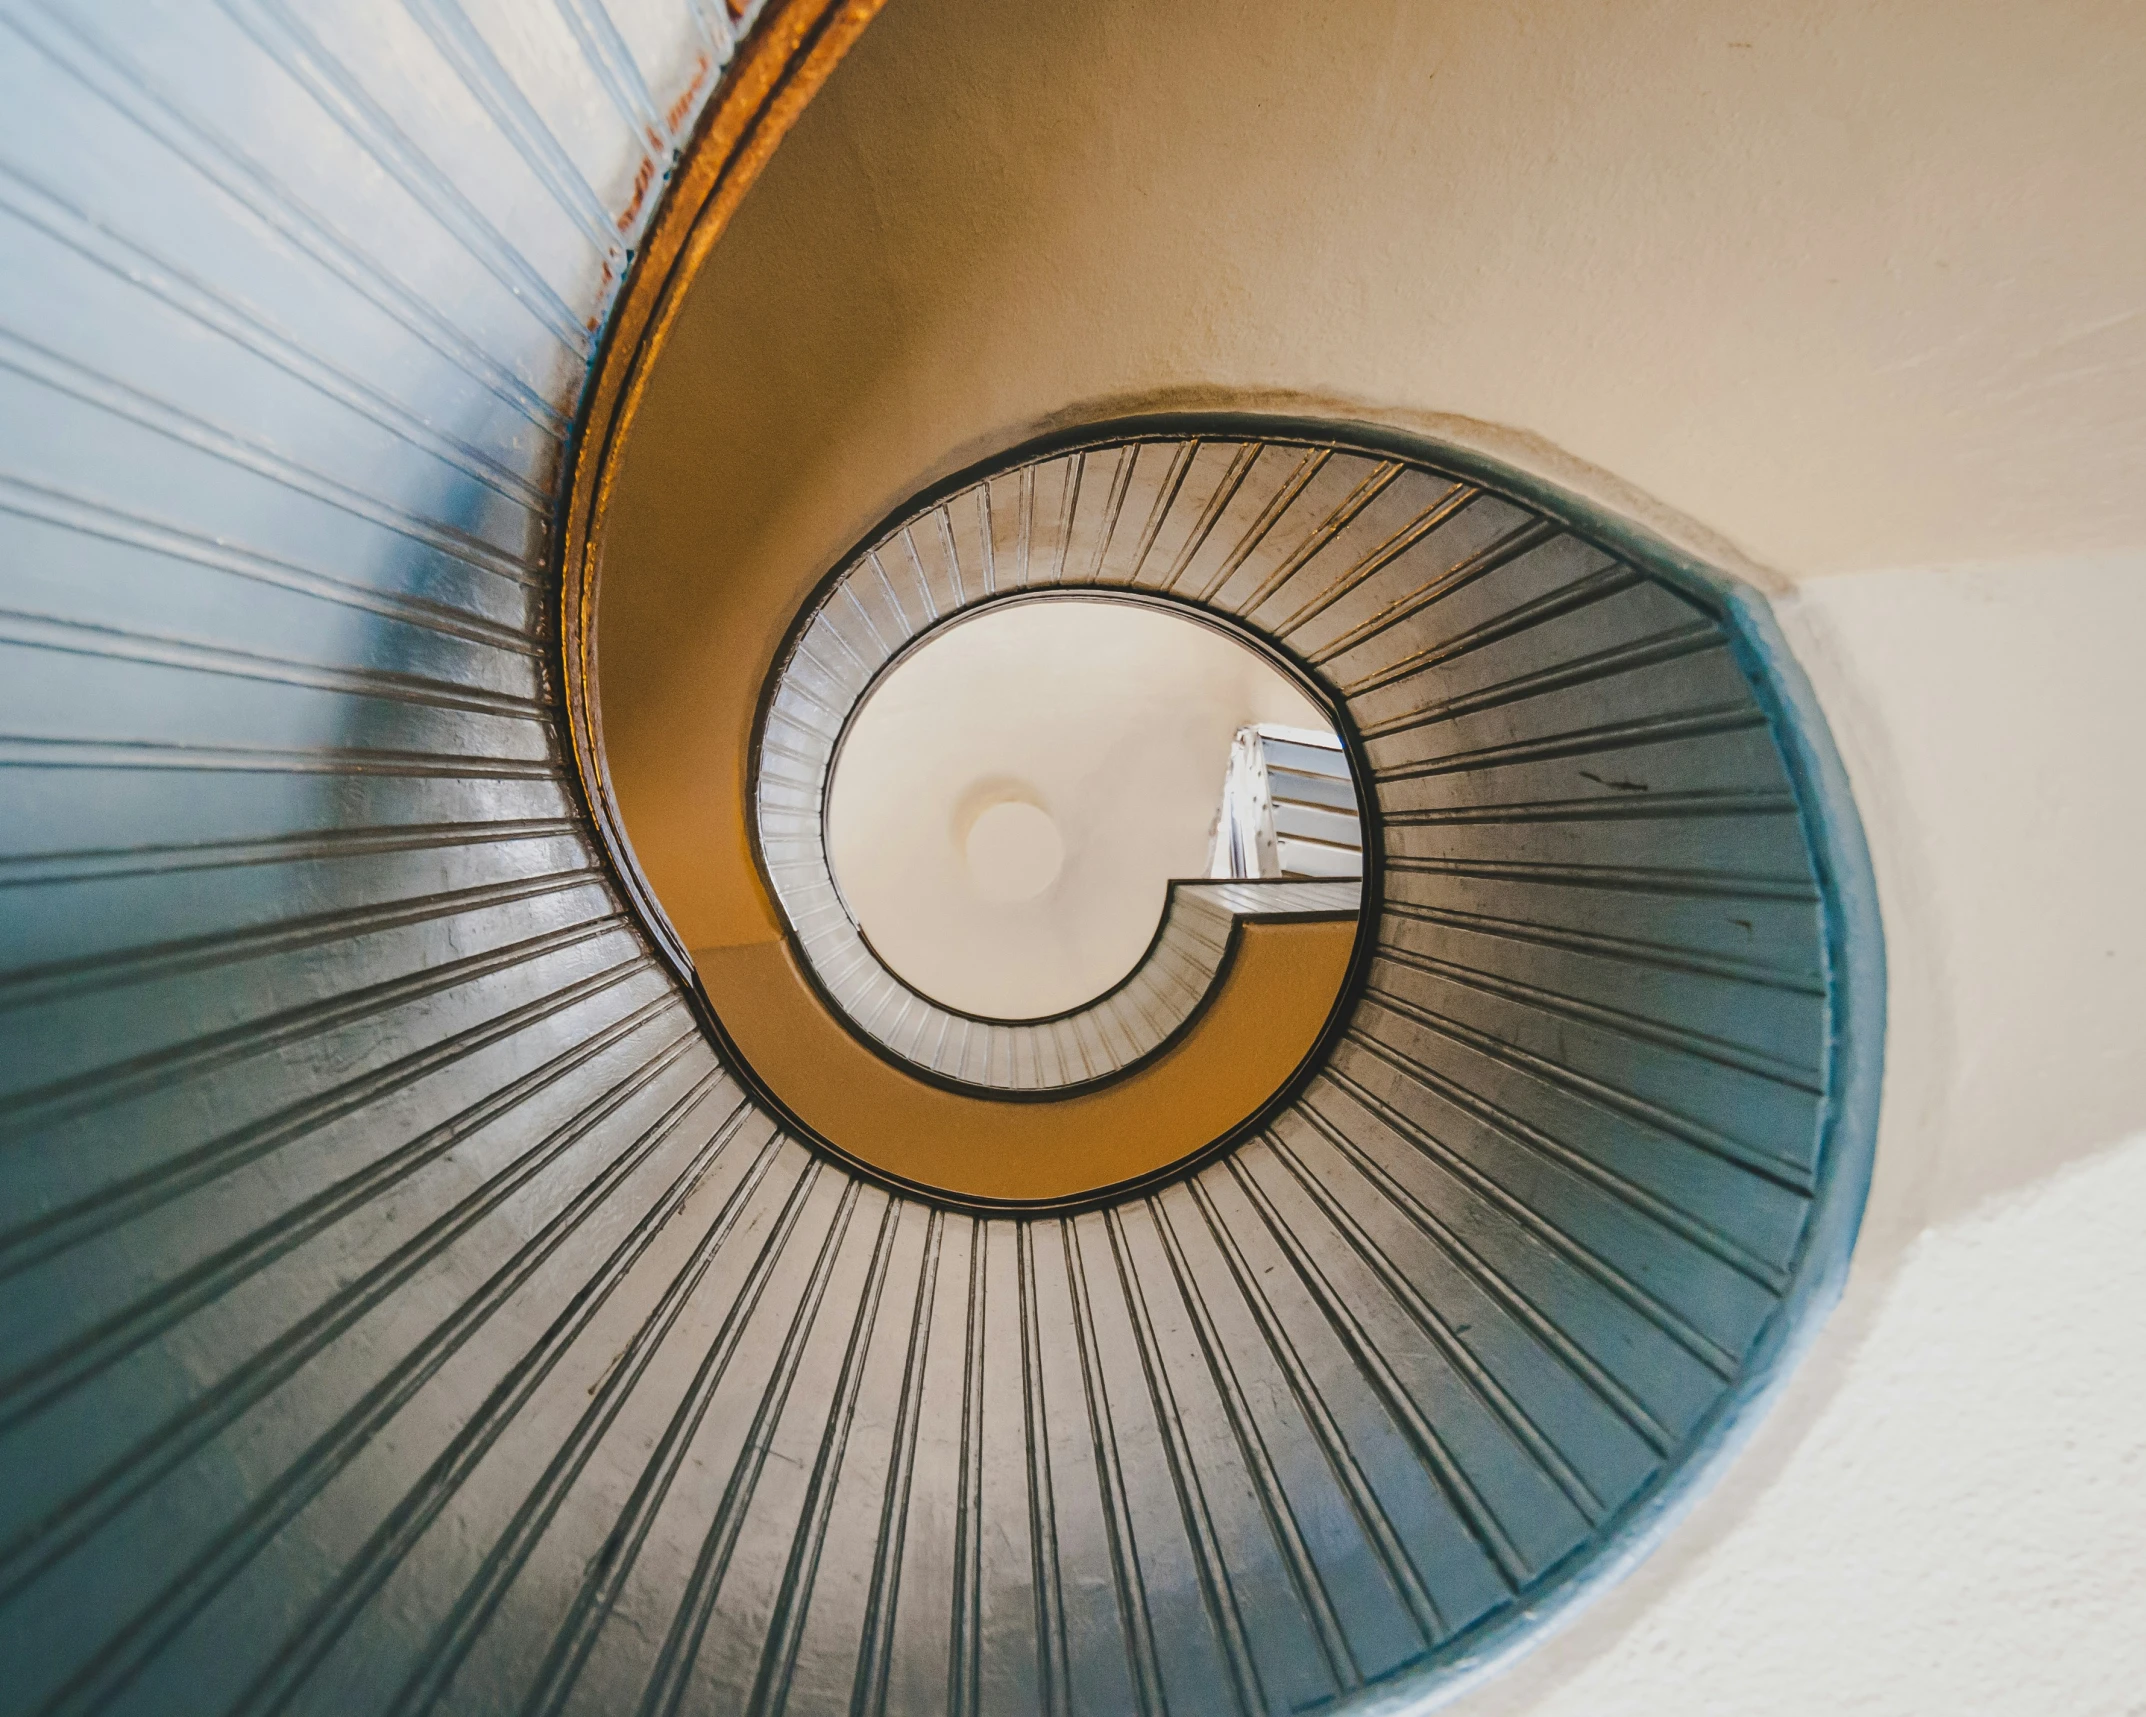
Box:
1467, 1120, 2146, 1717
596, 1, 2146, 1705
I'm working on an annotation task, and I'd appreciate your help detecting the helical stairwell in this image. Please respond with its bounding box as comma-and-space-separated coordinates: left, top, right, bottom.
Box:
0, 7, 1882, 1717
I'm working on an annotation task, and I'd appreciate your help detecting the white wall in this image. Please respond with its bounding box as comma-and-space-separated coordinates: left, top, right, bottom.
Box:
1466, 1120, 2146, 1717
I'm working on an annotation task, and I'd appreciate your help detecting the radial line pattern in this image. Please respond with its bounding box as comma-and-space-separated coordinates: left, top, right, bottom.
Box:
0, 10, 1877, 1717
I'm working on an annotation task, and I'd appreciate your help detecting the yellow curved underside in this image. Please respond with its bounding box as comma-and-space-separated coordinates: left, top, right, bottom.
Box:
695, 917, 1355, 1202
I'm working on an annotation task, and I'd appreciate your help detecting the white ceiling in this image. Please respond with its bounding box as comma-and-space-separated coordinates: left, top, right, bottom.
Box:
826, 598, 1323, 1017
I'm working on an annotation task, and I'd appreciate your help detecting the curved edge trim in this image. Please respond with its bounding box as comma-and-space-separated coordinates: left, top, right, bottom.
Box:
856, 878, 1357, 1030
804, 882, 1360, 1103
1332, 560, 1888, 1717
554, 0, 890, 996
811, 583, 1359, 943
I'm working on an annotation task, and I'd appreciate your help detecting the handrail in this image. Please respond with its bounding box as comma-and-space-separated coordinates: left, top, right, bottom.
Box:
816, 876, 1359, 1094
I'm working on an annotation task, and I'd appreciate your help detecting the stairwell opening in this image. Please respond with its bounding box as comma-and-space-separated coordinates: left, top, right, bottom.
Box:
821, 593, 1361, 1022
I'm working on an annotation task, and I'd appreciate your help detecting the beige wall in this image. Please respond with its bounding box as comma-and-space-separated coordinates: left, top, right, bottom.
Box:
595, 0, 2146, 1706
599, 0, 2146, 690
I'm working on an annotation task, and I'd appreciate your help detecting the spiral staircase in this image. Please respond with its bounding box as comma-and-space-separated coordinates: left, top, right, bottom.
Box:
0, 4, 1882, 1714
